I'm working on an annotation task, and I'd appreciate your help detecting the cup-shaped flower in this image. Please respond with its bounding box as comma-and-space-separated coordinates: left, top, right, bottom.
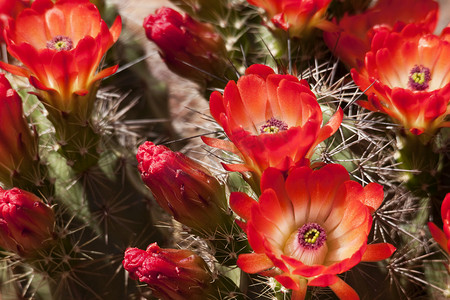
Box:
0, 187, 54, 257
0, 73, 40, 187
351, 24, 450, 136
202, 64, 343, 180
123, 243, 215, 300
323, 0, 438, 69
137, 141, 230, 235
230, 164, 396, 299
0, 0, 121, 121
247, 0, 335, 37
143, 7, 228, 85
428, 193, 450, 257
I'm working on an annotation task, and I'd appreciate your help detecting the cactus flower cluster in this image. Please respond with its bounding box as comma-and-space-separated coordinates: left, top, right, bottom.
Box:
0, 0, 448, 299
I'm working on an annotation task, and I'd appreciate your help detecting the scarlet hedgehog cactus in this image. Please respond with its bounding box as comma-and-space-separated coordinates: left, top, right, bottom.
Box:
0, 187, 54, 257
202, 64, 343, 181
351, 23, 450, 137
246, 0, 336, 37
0, 0, 121, 121
323, 0, 438, 69
230, 164, 396, 299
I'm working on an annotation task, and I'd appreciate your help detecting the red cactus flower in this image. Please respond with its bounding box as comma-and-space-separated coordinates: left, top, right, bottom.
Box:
0, 187, 54, 257
351, 24, 450, 136
247, 0, 336, 37
0, 73, 39, 186
136, 141, 230, 234
202, 64, 343, 180
323, 0, 438, 69
143, 7, 228, 84
230, 164, 396, 299
428, 193, 450, 256
0, 0, 121, 120
123, 243, 215, 300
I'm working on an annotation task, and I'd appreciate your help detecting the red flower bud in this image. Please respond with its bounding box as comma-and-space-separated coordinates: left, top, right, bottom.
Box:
123, 243, 214, 300
143, 7, 228, 84
0, 187, 54, 256
137, 141, 230, 234
0, 73, 40, 186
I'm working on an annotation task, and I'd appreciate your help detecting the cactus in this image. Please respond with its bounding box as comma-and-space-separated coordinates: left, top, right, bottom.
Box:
0, 0, 449, 299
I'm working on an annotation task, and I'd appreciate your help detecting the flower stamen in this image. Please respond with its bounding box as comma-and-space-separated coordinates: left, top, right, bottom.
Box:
260, 117, 288, 134
46, 35, 74, 51
408, 65, 431, 91
298, 222, 326, 250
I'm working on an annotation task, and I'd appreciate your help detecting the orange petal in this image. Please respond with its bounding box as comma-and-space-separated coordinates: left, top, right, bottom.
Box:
229, 192, 256, 221
428, 222, 449, 254
329, 276, 359, 300
236, 252, 274, 274
361, 243, 396, 262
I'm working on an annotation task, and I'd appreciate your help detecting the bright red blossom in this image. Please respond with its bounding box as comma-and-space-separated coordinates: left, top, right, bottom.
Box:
123, 243, 215, 300
0, 187, 54, 257
351, 24, 450, 136
323, 0, 438, 69
0, 0, 121, 119
247, 0, 335, 36
230, 164, 395, 299
428, 193, 450, 257
203, 64, 343, 179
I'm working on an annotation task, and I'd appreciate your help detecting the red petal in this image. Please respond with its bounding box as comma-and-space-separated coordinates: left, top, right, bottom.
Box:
229, 192, 256, 221
308, 274, 339, 287
237, 72, 268, 126
307, 107, 343, 157
362, 183, 384, 213
260, 168, 294, 222
291, 279, 307, 300
275, 274, 299, 290
0, 62, 30, 77
427, 222, 448, 254
109, 15, 122, 42
245, 64, 275, 79
361, 243, 396, 262
329, 276, 359, 300
236, 253, 274, 274
201, 136, 239, 154
209, 91, 225, 124
92, 65, 118, 82
221, 163, 253, 173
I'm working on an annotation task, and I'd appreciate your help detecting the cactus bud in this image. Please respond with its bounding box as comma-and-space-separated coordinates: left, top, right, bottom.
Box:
143, 7, 228, 85
0, 74, 40, 187
137, 141, 230, 235
123, 243, 216, 300
0, 187, 54, 257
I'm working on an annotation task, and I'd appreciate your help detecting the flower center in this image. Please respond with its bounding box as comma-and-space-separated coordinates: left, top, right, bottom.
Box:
46, 35, 74, 51
408, 65, 431, 91
297, 222, 326, 250
260, 117, 288, 134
